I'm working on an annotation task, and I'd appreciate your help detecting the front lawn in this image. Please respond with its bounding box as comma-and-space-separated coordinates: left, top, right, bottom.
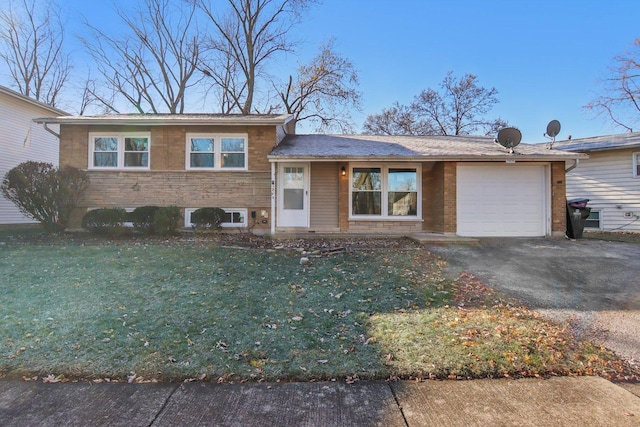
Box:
0, 237, 633, 382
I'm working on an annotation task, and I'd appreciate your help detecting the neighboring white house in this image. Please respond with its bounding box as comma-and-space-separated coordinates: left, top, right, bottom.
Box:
0, 85, 68, 224
554, 132, 640, 232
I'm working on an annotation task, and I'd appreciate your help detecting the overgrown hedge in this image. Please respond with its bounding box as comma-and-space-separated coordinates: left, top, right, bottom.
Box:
82, 205, 182, 236
1, 161, 89, 233
82, 208, 128, 235
190, 207, 226, 231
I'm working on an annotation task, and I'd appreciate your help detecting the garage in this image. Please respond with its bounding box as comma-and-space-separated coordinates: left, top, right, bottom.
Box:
457, 164, 547, 237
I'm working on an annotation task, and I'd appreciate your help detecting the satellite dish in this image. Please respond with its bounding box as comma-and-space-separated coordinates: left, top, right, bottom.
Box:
496, 127, 522, 153
546, 120, 561, 138
544, 119, 561, 149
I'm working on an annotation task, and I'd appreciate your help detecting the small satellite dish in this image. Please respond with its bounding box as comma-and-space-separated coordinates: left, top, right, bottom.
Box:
546, 120, 561, 138
544, 119, 561, 149
496, 127, 522, 153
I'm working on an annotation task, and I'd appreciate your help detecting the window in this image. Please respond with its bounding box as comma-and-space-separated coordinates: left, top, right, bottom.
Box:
184, 208, 247, 228
585, 210, 601, 229
186, 134, 248, 170
90, 133, 149, 169
350, 164, 420, 218
633, 152, 640, 177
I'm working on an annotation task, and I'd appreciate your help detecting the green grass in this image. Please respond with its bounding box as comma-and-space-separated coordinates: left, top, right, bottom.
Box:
0, 239, 631, 382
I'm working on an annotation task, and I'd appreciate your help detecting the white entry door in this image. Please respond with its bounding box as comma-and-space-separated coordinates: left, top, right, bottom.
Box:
278, 163, 309, 228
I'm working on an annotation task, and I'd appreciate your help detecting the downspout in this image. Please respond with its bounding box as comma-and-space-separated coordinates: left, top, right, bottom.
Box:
565, 159, 579, 173
40, 122, 60, 139
271, 161, 276, 235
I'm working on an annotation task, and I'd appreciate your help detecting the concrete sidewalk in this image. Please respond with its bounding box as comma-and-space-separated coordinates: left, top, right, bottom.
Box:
1, 377, 639, 426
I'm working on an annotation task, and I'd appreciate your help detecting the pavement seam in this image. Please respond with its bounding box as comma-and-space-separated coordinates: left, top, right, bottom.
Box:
148, 382, 181, 426
387, 382, 410, 427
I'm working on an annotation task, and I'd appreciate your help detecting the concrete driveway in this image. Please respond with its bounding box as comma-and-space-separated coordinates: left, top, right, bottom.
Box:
428, 238, 640, 368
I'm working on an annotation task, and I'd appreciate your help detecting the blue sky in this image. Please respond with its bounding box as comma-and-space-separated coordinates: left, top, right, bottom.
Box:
47, 1, 640, 142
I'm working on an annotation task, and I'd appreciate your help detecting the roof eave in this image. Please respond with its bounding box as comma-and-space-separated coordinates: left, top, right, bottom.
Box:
33, 114, 293, 126
267, 154, 588, 162
0, 85, 69, 116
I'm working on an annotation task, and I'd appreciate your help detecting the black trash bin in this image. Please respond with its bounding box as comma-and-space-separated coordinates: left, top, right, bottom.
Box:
566, 198, 591, 239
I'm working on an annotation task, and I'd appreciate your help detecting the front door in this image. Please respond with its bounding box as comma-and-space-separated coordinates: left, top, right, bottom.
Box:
277, 163, 309, 228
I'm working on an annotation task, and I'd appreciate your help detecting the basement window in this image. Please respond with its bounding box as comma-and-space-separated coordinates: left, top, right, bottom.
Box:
584, 210, 601, 229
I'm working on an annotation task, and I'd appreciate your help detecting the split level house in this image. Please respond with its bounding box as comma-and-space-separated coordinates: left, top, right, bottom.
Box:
33, 113, 585, 237
1, 85, 68, 224
554, 132, 640, 233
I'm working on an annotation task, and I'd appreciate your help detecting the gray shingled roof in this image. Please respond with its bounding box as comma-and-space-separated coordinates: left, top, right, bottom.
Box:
33, 113, 292, 126
551, 132, 640, 152
269, 134, 585, 161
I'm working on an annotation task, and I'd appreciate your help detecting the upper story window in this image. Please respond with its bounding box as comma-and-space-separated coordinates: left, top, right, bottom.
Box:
633, 152, 640, 177
90, 133, 150, 169
186, 133, 248, 170
350, 164, 420, 218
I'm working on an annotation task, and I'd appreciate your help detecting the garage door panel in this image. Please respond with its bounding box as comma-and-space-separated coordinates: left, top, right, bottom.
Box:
457, 165, 546, 237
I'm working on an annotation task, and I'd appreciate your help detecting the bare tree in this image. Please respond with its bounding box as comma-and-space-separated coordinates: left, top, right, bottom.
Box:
82, 0, 201, 114
0, 0, 70, 107
362, 102, 435, 135
585, 39, 640, 132
276, 40, 361, 132
197, 0, 314, 114
364, 72, 507, 136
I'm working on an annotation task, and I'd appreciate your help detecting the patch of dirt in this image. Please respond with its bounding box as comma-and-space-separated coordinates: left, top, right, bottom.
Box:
0, 229, 423, 252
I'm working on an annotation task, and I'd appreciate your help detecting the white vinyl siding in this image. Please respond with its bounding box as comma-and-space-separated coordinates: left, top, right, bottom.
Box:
0, 90, 61, 224
457, 164, 547, 237
566, 149, 640, 232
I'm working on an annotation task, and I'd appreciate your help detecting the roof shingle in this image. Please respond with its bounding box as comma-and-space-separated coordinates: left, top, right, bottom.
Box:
269, 134, 585, 161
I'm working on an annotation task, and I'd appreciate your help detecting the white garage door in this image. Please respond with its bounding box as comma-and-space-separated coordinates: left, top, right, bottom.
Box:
457, 164, 547, 237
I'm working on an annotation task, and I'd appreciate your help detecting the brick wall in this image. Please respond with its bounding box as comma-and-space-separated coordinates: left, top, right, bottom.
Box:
60, 124, 276, 230
551, 161, 567, 235
422, 162, 445, 232
347, 220, 423, 233
443, 162, 457, 233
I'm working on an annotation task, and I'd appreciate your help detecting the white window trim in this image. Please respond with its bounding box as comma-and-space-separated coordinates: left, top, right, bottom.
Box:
349, 163, 422, 220
584, 209, 602, 229
184, 208, 248, 228
88, 132, 150, 170
633, 152, 640, 178
185, 133, 248, 171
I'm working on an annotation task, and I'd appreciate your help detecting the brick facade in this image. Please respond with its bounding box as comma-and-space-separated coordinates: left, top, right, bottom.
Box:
551, 161, 567, 236
60, 124, 277, 230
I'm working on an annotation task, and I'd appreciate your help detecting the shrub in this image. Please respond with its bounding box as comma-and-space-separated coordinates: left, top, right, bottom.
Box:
152, 206, 181, 236
1, 161, 89, 233
82, 208, 128, 235
190, 207, 226, 231
130, 206, 160, 235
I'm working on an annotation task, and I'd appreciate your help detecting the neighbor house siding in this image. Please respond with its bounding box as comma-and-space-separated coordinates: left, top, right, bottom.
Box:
566, 149, 640, 232
0, 91, 60, 224
309, 162, 339, 232
60, 124, 276, 231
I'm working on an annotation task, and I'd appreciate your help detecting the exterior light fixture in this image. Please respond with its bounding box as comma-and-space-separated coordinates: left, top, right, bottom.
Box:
341, 166, 346, 176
